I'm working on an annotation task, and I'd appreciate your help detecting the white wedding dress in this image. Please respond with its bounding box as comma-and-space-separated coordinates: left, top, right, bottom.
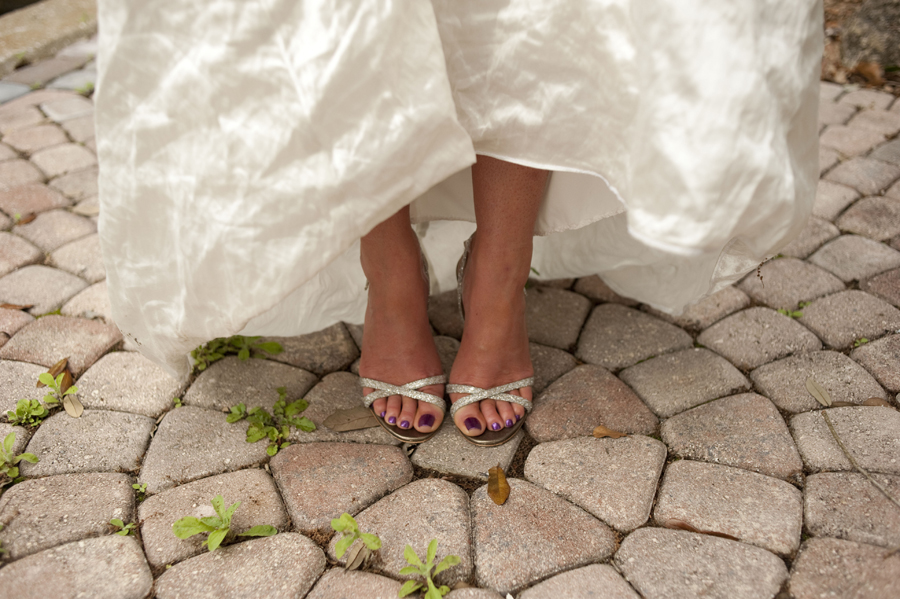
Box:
95, 0, 824, 378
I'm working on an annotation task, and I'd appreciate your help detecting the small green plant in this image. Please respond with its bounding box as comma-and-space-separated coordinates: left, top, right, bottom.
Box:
6, 399, 49, 427
172, 495, 277, 552
8, 372, 81, 425
133, 482, 147, 502
0, 432, 38, 480
172, 397, 183, 408
331, 512, 381, 559
227, 387, 315, 456
191, 336, 283, 372
798, 301, 812, 308
398, 540, 460, 599
853, 337, 869, 348
777, 308, 803, 319
75, 82, 95, 96
109, 518, 136, 536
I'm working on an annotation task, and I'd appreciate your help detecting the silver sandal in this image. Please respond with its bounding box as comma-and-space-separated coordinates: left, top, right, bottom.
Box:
360, 375, 447, 443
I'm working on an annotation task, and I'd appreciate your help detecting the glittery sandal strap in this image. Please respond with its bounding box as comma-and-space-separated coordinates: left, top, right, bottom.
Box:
446, 377, 534, 418
359, 375, 447, 412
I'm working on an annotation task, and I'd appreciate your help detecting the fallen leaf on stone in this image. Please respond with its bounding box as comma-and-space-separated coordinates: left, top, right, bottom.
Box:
488, 464, 510, 505
345, 543, 369, 570
831, 401, 856, 407
15, 213, 36, 225
592, 425, 627, 439
37, 358, 69, 387
0, 303, 33, 310
71, 203, 100, 217
863, 397, 892, 408
805, 377, 832, 407
664, 518, 739, 541
855, 61, 885, 86
323, 406, 380, 431
63, 394, 84, 418
60, 370, 75, 394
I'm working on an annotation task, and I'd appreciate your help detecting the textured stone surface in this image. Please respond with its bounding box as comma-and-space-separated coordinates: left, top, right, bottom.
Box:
30, 142, 96, 178
0, 314, 121, 376
805, 472, 900, 548
525, 435, 666, 531
0, 159, 43, 189
0, 231, 41, 277
751, 350, 888, 412
76, 351, 183, 418
840, 90, 895, 111
781, 216, 841, 258
471, 478, 616, 594
138, 469, 290, 569
0, 182, 69, 217
328, 479, 472, 586
518, 564, 641, 599
263, 322, 359, 376
818, 100, 856, 126
820, 125, 885, 157
0, 422, 30, 455
38, 94, 94, 122
0, 472, 133, 559
445, 591, 505, 599
529, 341, 577, 393
576, 304, 692, 370
837, 195, 900, 241
809, 235, 900, 282
524, 286, 591, 349
572, 275, 639, 305
791, 406, 900, 475
799, 290, 900, 349
307, 569, 405, 599
13, 208, 95, 251
819, 147, 840, 175
654, 460, 802, 556
2, 124, 67, 154
813, 180, 860, 221
619, 348, 750, 418
527, 365, 658, 441
411, 423, 523, 480
429, 289, 463, 338
0, 359, 45, 414
184, 356, 317, 412
872, 137, 900, 165
49, 232, 104, 282
0, 107, 44, 135
155, 533, 324, 599
0, 535, 152, 599
138, 406, 270, 495
614, 528, 788, 599
789, 537, 900, 599
738, 258, 844, 309
851, 333, 900, 392
697, 308, 822, 370
645, 286, 750, 331
20, 409, 154, 477
0, 305, 32, 338
60, 279, 111, 321
49, 165, 97, 200
662, 393, 803, 481
59, 113, 94, 142
271, 442, 412, 531
861, 266, 900, 309
0, 264, 87, 315
825, 157, 900, 195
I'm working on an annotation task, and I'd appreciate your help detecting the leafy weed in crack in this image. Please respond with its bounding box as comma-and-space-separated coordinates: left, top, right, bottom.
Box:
227, 386, 315, 456
172, 495, 277, 552
109, 518, 136, 536
0, 432, 38, 482
7, 371, 79, 426
853, 337, 869, 348
172, 397, 183, 408
190, 335, 283, 373
398, 539, 460, 599
331, 512, 381, 569
133, 482, 147, 502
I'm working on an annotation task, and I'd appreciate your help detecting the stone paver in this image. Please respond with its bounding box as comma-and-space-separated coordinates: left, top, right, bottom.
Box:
0, 422, 30, 454
0, 231, 42, 277
576, 303, 692, 370
840, 89, 895, 110
446, 591, 505, 599
529, 341, 577, 393
328, 479, 472, 586
527, 364, 658, 441
738, 258, 844, 309
184, 356, 317, 412
524, 286, 591, 349
138, 468, 290, 569
653, 460, 802, 556
819, 147, 839, 174
0, 159, 43, 189
791, 406, 900, 475
661, 393, 803, 481
471, 478, 616, 594
288, 372, 401, 445
819, 125, 885, 157
49, 165, 97, 200
0, 107, 44, 135
0, 182, 70, 216
49, 233, 104, 282
13, 208, 95, 252
138, 406, 270, 495
60, 114, 94, 142
0, 314, 122, 376
4, 58, 84, 87
789, 537, 900, 599
809, 234, 900, 281
0, 359, 46, 414
572, 275, 639, 305
644, 286, 750, 331
307, 570, 404, 599
0, 472, 133, 559
270, 442, 412, 531
872, 138, 900, 165
614, 528, 788, 599
0, 306, 32, 338
2, 124, 67, 154
781, 216, 840, 258
263, 322, 359, 376
837, 195, 900, 241
697, 307, 822, 370
518, 564, 641, 599
60, 279, 112, 321
0, 264, 87, 315
428, 289, 463, 338
861, 266, 900, 308
825, 157, 900, 196
38, 95, 94, 122
818, 100, 856, 126
0, 83, 29, 105
155, 533, 324, 599
798, 290, 900, 349
618, 348, 750, 418
805, 472, 900, 548
813, 180, 860, 221
851, 333, 900, 392
76, 351, 183, 418
30, 142, 96, 178
524, 435, 666, 531
750, 350, 889, 412
819, 82, 843, 102
411, 423, 523, 480
20, 409, 154, 477
0, 535, 152, 599
0, 141, 16, 161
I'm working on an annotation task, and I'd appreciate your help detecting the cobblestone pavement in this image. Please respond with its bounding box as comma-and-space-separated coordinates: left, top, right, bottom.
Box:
1, 38, 900, 599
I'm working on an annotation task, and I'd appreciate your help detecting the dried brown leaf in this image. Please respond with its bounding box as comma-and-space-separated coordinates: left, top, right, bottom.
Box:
323, 406, 380, 432
345, 543, 369, 570
15, 213, 36, 225
62, 394, 84, 418
0, 303, 33, 310
805, 377, 832, 407
664, 519, 739, 541
488, 464, 510, 505
863, 397, 892, 408
856, 61, 885, 86
60, 370, 75, 394
37, 358, 69, 387
592, 425, 627, 439
831, 401, 856, 407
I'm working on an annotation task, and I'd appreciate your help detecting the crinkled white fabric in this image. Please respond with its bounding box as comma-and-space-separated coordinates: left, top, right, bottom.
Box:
96, 0, 823, 379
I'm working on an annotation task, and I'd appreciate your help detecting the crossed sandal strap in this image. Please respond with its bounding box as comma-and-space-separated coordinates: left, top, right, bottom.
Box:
359, 375, 447, 412
447, 377, 534, 418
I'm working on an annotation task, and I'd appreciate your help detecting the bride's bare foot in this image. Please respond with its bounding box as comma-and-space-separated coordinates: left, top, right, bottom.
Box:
359, 213, 445, 435
449, 233, 534, 436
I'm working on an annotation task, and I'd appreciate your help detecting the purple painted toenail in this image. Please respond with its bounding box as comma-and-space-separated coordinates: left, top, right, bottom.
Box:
516, 414, 521, 421
387, 416, 396, 424
464, 417, 480, 431
506, 419, 514, 428
380, 411, 386, 418
491, 422, 501, 431
418, 414, 435, 428
400, 420, 410, 429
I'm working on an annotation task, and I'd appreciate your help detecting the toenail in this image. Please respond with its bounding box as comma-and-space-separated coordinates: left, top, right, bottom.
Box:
418, 414, 435, 428
380, 411, 386, 418
516, 413, 521, 421
505, 419, 514, 428
491, 422, 501, 431
464, 417, 481, 431
387, 416, 397, 424
400, 420, 410, 429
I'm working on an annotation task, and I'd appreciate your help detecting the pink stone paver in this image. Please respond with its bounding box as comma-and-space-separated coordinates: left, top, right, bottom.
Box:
2, 124, 68, 154
0, 183, 70, 216
0, 159, 44, 189
30, 143, 96, 178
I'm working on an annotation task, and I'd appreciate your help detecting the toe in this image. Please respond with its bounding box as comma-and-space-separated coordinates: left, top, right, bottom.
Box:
413, 402, 443, 433
480, 399, 503, 432
397, 395, 418, 430
385, 395, 402, 425
495, 398, 517, 428
370, 394, 387, 419
451, 398, 485, 436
